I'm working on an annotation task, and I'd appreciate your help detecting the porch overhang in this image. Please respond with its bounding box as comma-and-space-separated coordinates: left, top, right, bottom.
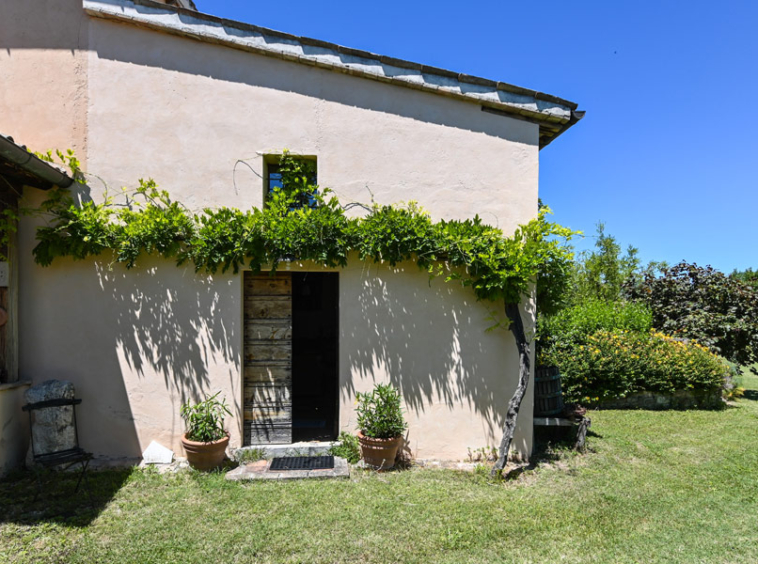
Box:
0, 134, 74, 191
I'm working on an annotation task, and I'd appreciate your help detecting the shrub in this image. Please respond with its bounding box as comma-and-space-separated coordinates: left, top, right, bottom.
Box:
180, 392, 231, 443
538, 299, 652, 359
328, 432, 361, 463
543, 330, 732, 404
625, 262, 758, 369
355, 383, 407, 439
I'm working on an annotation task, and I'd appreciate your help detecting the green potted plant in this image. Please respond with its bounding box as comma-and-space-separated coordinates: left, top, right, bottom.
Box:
355, 383, 407, 469
180, 392, 231, 471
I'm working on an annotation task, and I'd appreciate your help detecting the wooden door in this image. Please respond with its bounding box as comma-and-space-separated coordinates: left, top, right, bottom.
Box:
243, 272, 293, 444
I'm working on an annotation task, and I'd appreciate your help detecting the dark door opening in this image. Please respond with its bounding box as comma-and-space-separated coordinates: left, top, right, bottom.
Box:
291, 272, 339, 442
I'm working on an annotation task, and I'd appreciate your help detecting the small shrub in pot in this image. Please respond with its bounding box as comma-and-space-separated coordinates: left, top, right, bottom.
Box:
355, 383, 407, 469
180, 392, 231, 471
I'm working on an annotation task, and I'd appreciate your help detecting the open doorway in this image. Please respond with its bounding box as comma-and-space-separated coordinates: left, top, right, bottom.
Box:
243, 271, 339, 445
291, 272, 339, 442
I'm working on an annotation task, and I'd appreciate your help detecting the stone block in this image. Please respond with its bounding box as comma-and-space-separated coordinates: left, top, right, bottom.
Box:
24, 379, 76, 465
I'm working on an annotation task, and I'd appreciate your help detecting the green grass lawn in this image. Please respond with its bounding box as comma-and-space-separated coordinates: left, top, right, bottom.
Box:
2, 368, 758, 564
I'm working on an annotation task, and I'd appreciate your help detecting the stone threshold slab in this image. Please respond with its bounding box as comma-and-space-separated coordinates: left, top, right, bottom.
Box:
226, 456, 349, 481
233, 441, 337, 459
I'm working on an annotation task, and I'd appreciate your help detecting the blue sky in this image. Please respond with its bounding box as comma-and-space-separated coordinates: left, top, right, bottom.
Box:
196, 1, 757, 273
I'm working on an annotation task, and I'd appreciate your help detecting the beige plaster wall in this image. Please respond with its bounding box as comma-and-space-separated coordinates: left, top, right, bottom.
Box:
12, 8, 540, 461
0, 0, 89, 164
333, 259, 534, 461
83, 19, 539, 229
18, 190, 241, 458
0, 382, 31, 477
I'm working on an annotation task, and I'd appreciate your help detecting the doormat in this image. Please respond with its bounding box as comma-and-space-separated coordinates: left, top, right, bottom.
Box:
269, 456, 334, 471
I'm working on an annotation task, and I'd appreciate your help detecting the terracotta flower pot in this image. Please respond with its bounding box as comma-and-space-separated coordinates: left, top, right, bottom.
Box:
357, 431, 402, 469
181, 433, 229, 471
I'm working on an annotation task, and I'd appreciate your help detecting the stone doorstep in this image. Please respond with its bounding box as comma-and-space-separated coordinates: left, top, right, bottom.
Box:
225, 456, 350, 481
233, 441, 337, 459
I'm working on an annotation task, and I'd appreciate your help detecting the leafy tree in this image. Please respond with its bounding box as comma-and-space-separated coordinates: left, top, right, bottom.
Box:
625, 262, 758, 369
570, 222, 639, 303
731, 268, 758, 292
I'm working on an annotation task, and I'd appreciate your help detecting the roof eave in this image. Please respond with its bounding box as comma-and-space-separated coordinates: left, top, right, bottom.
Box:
83, 0, 583, 148
0, 134, 75, 191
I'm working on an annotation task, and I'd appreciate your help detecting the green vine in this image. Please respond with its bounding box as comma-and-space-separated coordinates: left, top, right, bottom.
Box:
30, 151, 576, 310
0, 149, 84, 261
19, 149, 577, 473
0, 208, 18, 262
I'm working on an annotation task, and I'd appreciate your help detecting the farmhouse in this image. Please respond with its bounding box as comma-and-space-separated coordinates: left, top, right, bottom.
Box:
0, 0, 582, 471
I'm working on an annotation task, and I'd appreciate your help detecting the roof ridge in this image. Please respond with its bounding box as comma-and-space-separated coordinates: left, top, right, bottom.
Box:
128, 0, 578, 111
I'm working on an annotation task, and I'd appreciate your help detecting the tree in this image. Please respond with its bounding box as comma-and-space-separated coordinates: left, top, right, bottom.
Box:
731, 268, 758, 292
625, 261, 758, 369
570, 223, 639, 303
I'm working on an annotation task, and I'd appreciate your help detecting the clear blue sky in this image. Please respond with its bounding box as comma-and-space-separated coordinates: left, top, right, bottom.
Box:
196, 0, 757, 273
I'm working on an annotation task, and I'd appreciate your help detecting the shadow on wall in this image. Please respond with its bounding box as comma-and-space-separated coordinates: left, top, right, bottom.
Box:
94, 260, 241, 443
20, 179, 241, 460
71, 184, 240, 413
21, 256, 241, 460
0, 0, 86, 51
342, 263, 517, 441
89, 18, 535, 145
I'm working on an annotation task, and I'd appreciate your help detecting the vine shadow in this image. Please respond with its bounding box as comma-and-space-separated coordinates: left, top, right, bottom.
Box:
341, 262, 524, 451
94, 260, 241, 450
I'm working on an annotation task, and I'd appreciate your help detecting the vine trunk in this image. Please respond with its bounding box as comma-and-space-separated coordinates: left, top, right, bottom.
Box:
492, 301, 531, 476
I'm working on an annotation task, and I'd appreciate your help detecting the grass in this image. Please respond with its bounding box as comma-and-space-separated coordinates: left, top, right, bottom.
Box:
2, 367, 758, 564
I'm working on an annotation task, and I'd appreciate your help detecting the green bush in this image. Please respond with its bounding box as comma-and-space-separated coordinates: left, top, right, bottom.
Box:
625, 262, 758, 369
355, 383, 407, 439
328, 432, 361, 463
539, 299, 652, 356
180, 392, 231, 443
542, 329, 732, 404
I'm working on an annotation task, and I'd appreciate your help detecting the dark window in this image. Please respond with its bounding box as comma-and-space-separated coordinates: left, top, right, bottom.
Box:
266, 160, 318, 209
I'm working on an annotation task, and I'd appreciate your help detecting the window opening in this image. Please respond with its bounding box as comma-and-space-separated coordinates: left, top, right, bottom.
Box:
265, 159, 318, 210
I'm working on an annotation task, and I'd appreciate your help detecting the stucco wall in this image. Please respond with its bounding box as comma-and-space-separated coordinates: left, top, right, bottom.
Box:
8, 3, 540, 461
0, 382, 31, 477
18, 189, 241, 458
334, 260, 535, 460
0, 0, 89, 164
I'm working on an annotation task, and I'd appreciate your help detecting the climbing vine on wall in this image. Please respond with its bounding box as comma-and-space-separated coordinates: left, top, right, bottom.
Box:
0, 149, 84, 261
27, 151, 577, 475
33, 152, 575, 305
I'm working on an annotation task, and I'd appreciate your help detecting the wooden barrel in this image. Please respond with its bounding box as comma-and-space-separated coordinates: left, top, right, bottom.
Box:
534, 366, 564, 416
